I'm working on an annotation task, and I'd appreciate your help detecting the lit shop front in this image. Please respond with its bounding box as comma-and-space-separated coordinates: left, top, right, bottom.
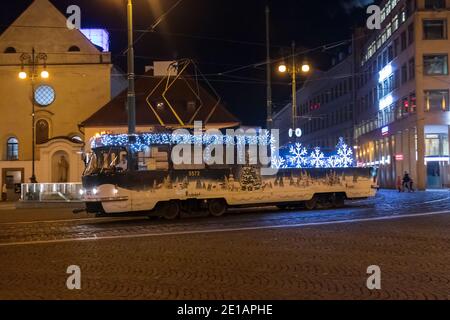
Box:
356, 124, 450, 190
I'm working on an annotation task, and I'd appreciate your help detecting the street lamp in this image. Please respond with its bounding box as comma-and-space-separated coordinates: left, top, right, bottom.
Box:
278, 41, 311, 136
19, 48, 49, 183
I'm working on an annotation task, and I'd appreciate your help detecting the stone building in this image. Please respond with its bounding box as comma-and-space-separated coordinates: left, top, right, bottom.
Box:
0, 0, 114, 200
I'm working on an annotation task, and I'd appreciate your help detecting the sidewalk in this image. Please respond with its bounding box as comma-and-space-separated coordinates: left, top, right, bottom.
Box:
0, 202, 16, 211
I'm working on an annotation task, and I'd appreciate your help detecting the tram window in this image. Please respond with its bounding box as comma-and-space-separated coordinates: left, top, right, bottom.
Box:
138, 146, 170, 171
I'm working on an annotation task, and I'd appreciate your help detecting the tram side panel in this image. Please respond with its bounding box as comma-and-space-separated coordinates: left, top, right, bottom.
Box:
83, 167, 377, 214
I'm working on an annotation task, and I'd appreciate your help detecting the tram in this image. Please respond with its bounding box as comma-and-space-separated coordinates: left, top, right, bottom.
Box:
81, 131, 377, 219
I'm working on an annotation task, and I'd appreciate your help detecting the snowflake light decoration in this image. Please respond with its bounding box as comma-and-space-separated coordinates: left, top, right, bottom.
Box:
288, 143, 308, 168
327, 155, 342, 168
336, 138, 354, 168
271, 155, 287, 169
309, 147, 325, 168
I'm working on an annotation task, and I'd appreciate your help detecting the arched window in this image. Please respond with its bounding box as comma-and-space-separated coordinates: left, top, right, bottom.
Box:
6, 138, 19, 160
71, 135, 83, 143
68, 46, 81, 52
36, 119, 49, 144
4, 47, 16, 53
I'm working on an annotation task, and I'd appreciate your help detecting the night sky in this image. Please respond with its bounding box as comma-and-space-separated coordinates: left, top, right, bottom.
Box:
1, 0, 378, 126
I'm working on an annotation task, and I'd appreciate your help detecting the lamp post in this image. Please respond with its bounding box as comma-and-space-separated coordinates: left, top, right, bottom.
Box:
278, 41, 310, 135
19, 48, 49, 183
126, 0, 137, 171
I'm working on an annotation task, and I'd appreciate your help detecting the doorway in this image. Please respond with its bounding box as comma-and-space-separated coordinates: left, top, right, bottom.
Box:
2, 168, 24, 202
426, 162, 442, 189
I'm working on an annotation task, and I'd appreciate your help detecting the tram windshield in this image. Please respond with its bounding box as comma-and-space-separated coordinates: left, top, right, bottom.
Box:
84, 147, 128, 176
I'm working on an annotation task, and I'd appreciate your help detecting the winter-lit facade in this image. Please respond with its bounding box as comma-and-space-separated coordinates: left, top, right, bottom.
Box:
354, 0, 450, 189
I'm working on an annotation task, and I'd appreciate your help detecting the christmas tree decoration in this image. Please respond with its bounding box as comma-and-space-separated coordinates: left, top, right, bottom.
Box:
240, 166, 262, 191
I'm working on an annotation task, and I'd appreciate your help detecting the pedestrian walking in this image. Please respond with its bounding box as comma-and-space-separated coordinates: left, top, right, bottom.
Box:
402, 172, 411, 192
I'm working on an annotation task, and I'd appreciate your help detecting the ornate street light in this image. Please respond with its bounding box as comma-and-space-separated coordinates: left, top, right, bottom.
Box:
19, 48, 49, 183
278, 41, 311, 138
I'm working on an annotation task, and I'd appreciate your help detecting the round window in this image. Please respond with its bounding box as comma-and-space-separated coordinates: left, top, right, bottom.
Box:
34, 85, 55, 107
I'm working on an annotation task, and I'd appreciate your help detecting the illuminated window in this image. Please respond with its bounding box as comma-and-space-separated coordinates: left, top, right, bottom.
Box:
423, 54, 448, 75
34, 85, 55, 107
425, 90, 449, 111
6, 137, 18, 161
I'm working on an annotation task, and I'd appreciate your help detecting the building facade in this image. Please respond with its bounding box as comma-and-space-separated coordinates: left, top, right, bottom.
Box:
273, 53, 355, 152
0, 0, 114, 200
354, 0, 450, 190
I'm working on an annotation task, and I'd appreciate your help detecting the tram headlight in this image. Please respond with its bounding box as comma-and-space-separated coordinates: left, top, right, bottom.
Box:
92, 188, 98, 195
79, 189, 85, 196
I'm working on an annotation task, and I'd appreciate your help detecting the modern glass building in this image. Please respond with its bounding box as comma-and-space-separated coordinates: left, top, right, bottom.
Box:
354, 0, 450, 189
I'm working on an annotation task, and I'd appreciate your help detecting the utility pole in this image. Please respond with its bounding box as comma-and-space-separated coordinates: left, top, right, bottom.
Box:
265, 5, 273, 130
291, 41, 297, 131
127, 0, 136, 171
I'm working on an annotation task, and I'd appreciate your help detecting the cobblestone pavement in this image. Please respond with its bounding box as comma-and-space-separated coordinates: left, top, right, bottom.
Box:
0, 190, 449, 299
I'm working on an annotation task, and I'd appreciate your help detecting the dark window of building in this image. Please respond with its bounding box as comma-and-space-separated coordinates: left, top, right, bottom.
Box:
388, 45, 394, 62
423, 54, 448, 75
410, 92, 417, 113
425, 90, 449, 111
377, 55, 383, 71
383, 50, 388, 67
394, 69, 401, 88
6, 137, 19, 161
36, 119, 49, 144
394, 38, 400, 57
407, 0, 416, 14
401, 31, 407, 50
423, 20, 447, 39
425, 0, 446, 10
409, 58, 415, 79
4, 47, 16, 53
401, 64, 408, 84
68, 46, 81, 52
408, 23, 415, 45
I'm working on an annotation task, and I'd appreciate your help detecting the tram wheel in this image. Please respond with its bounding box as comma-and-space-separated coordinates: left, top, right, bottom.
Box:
305, 196, 318, 210
208, 199, 227, 217
158, 201, 181, 220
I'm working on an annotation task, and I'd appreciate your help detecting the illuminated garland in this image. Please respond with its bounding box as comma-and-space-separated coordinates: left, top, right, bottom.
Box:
90, 133, 355, 169
91, 132, 275, 153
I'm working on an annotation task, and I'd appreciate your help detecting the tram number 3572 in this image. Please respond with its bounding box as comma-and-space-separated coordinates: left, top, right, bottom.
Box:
188, 171, 201, 177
